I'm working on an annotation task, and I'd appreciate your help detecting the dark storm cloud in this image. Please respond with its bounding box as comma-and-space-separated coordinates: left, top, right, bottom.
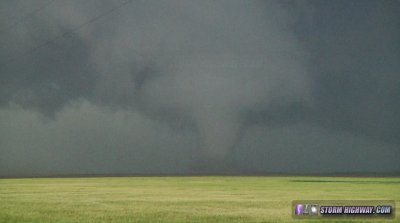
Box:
0, 0, 399, 176
305, 0, 400, 145
0, 0, 99, 116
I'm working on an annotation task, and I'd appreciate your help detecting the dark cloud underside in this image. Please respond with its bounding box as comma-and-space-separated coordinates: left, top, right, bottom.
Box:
0, 0, 399, 176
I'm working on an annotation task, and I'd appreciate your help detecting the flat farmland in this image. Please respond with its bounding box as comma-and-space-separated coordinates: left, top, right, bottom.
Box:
0, 176, 399, 222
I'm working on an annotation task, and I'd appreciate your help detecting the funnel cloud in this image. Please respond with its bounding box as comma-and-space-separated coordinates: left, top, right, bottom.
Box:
0, 0, 399, 176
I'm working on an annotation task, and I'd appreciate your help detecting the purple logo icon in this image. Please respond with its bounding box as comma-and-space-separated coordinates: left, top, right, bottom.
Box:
295, 204, 304, 215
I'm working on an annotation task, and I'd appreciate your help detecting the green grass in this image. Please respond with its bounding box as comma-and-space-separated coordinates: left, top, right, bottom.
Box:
0, 176, 399, 222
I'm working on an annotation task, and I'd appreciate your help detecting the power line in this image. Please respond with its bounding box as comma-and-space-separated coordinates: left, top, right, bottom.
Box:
1, 0, 57, 33
3, 0, 133, 65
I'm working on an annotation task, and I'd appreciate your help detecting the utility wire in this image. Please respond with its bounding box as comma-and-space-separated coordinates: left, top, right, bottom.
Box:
1, 0, 57, 33
3, 0, 133, 65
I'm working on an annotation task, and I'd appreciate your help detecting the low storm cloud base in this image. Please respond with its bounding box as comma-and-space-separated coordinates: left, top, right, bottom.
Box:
0, 0, 399, 176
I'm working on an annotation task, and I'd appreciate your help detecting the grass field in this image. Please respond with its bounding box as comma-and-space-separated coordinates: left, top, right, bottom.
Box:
0, 176, 399, 222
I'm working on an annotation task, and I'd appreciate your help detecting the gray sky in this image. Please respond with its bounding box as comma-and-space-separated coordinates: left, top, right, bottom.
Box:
0, 0, 399, 176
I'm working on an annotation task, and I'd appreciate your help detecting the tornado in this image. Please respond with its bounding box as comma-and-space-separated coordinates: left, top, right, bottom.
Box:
0, 0, 312, 173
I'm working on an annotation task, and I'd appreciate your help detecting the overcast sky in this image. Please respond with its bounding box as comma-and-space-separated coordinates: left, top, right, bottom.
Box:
0, 0, 399, 176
